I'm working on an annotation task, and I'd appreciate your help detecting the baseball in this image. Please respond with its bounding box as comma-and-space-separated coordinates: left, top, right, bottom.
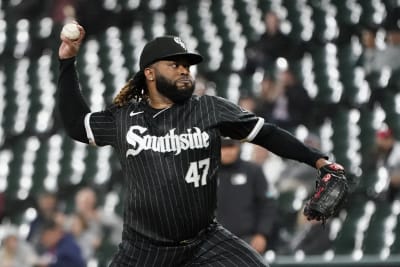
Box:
61, 23, 80, 40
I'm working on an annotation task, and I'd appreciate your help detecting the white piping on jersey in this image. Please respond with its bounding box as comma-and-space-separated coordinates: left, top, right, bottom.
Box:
242, 117, 265, 142
84, 113, 97, 146
153, 107, 170, 118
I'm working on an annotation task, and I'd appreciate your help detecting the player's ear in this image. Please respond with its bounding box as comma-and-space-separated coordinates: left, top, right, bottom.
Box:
144, 68, 154, 81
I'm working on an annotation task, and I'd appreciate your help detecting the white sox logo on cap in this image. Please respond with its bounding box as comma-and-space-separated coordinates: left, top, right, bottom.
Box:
173, 37, 187, 50
139, 36, 202, 70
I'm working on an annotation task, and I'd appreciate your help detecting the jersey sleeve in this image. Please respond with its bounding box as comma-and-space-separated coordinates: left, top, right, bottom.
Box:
84, 106, 117, 147
213, 96, 264, 141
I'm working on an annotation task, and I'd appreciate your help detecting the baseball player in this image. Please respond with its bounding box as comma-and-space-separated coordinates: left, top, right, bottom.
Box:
58, 23, 340, 266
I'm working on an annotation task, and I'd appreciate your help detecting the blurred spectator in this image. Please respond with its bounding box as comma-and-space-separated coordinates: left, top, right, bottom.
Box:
253, 74, 282, 126
72, 187, 122, 247
250, 146, 285, 197
244, 11, 304, 74
278, 210, 332, 255
276, 133, 322, 195
359, 26, 400, 76
40, 219, 85, 267
258, 74, 281, 102
249, 82, 286, 189
369, 128, 400, 201
0, 225, 44, 267
49, 0, 76, 25
66, 188, 103, 258
238, 94, 257, 113
217, 139, 277, 254
28, 191, 64, 251
358, 27, 381, 76
358, 27, 398, 108
376, 28, 400, 71
254, 74, 279, 118
255, 69, 312, 132
193, 75, 216, 96
69, 212, 98, 261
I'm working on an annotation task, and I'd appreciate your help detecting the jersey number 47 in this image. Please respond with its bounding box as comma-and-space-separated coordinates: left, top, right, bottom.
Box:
185, 158, 210, 188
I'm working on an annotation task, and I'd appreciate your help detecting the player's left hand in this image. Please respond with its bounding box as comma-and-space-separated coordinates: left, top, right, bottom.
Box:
303, 163, 348, 224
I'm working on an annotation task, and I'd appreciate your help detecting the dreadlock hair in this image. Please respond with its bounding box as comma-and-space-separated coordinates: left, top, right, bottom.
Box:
113, 71, 147, 107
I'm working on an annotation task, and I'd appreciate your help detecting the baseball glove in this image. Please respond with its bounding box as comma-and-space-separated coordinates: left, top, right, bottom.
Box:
304, 163, 348, 224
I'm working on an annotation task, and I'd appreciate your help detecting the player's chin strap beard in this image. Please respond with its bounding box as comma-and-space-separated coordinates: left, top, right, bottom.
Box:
155, 74, 195, 104
142, 74, 194, 142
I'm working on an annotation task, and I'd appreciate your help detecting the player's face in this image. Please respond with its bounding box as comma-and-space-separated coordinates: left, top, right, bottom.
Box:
152, 59, 195, 103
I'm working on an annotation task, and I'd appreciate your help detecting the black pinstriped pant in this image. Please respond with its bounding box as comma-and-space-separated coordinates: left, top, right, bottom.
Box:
109, 223, 268, 266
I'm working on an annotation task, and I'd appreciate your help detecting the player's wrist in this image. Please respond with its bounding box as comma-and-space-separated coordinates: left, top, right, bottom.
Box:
315, 158, 332, 169
59, 56, 76, 61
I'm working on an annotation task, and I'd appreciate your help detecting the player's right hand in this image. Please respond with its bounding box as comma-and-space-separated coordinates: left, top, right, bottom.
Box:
58, 22, 85, 59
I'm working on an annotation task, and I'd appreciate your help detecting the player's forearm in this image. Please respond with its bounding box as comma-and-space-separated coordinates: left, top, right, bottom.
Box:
252, 123, 328, 167
58, 57, 90, 143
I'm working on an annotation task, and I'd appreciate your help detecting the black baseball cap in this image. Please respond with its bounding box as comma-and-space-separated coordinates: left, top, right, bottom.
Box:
139, 36, 203, 70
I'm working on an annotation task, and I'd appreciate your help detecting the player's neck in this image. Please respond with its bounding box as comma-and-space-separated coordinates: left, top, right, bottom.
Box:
147, 95, 173, 109
147, 85, 174, 109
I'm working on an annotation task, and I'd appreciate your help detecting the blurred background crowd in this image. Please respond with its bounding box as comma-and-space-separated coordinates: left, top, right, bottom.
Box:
0, 0, 399, 266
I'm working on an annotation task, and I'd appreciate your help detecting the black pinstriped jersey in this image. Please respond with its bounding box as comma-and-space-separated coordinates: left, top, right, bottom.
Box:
83, 95, 264, 242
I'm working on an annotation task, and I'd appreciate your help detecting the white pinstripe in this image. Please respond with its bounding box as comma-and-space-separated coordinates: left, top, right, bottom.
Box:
90, 96, 268, 266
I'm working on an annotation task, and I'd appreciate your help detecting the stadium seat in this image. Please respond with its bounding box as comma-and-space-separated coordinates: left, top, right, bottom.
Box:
2, 2, 400, 266
257, 0, 272, 15
331, 0, 357, 26
390, 203, 400, 254
6, 139, 26, 198
357, 106, 376, 170
363, 200, 392, 254
233, 0, 258, 42
333, 197, 371, 254
337, 44, 365, 107
0, 20, 8, 57
358, 0, 386, 27
380, 92, 400, 137
308, 2, 330, 43
3, 61, 19, 136
26, 60, 43, 132
30, 140, 49, 194
391, 221, 400, 254
283, 0, 306, 42
82, 147, 100, 185
0, 149, 13, 194
387, 68, 400, 94
58, 136, 75, 186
